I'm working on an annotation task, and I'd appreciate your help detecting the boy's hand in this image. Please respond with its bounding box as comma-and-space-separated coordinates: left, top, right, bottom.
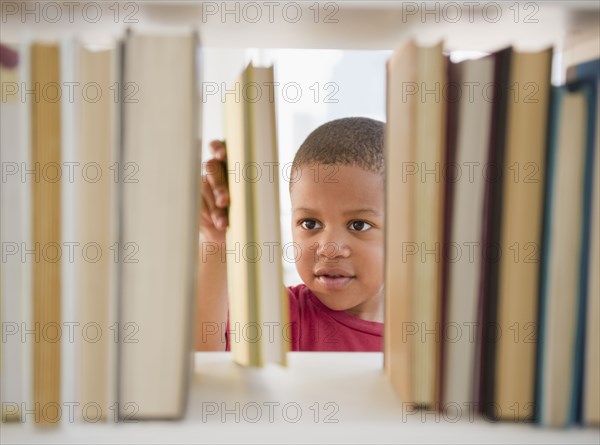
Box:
200, 140, 229, 242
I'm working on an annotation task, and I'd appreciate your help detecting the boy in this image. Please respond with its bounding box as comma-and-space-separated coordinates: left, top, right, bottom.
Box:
197, 117, 384, 352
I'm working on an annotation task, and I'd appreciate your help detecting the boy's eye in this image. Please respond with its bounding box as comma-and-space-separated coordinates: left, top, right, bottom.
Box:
300, 219, 321, 230
348, 220, 372, 232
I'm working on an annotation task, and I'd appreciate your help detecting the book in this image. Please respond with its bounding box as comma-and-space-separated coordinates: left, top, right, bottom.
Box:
566, 58, 600, 426
413, 42, 447, 408
385, 41, 446, 408
384, 40, 417, 403
118, 30, 200, 419
536, 82, 592, 427
474, 46, 512, 416
0, 45, 26, 423
439, 54, 458, 409
441, 55, 494, 408
74, 43, 119, 420
224, 63, 289, 367
59, 36, 76, 421
584, 102, 600, 426
30, 42, 62, 426
494, 47, 552, 421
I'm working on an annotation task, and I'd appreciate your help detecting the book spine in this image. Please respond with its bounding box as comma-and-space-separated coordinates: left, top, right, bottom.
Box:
474, 47, 512, 417
31, 43, 62, 426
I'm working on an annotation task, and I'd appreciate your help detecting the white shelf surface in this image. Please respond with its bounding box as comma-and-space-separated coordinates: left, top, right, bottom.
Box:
2, 352, 599, 444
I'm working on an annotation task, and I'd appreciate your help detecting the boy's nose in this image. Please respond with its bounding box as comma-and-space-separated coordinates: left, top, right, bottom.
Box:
314, 234, 351, 259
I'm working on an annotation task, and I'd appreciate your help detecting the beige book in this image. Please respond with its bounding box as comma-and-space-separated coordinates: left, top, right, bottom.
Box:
31, 43, 62, 426
495, 48, 552, 420
225, 63, 289, 367
385, 41, 446, 408
412, 42, 446, 407
75, 44, 118, 420
119, 30, 199, 420
224, 67, 255, 365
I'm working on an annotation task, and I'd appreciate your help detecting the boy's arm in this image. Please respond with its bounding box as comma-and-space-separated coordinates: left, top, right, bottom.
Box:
195, 141, 230, 351
195, 234, 228, 351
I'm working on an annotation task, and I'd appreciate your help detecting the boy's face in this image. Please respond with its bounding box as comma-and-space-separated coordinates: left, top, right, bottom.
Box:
290, 163, 384, 322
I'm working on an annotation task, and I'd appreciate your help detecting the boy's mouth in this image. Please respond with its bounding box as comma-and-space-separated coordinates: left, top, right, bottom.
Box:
314, 268, 355, 290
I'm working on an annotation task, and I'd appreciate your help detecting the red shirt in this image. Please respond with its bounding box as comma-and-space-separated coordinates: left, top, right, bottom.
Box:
288, 284, 383, 351
225, 284, 383, 352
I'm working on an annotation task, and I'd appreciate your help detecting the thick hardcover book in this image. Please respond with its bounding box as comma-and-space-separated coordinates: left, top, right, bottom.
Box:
118, 30, 200, 419
494, 48, 552, 421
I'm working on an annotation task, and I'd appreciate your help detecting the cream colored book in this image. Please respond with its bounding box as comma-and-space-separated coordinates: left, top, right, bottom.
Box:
251, 66, 289, 366
74, 43, 118, 421
384, 40, 417, 404
119, 30, 199, 420
225, 63, 289, 367
495, 48, 552, 421
59, 36, 77, 421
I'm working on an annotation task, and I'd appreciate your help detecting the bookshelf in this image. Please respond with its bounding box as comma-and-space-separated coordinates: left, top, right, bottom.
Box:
2, 353, 599, 444
1, 1, 599, 443
1, 2, 598, 56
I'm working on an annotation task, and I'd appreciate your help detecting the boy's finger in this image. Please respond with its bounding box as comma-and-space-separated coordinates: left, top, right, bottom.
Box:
209, 140, 226, 160
201, 179, 217, 215
205, 158, 229, 208
211, 207, 228, 231
212, 184, 229, 208
201, 179, 227, 231
200, 195, 227, 234
200, 195, 214, 228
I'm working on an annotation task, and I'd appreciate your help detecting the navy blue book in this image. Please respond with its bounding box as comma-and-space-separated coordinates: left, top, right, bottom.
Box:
536, 58, 599, 427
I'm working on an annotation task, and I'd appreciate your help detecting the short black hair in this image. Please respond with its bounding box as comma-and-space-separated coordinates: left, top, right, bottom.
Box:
292, 117, 385, 175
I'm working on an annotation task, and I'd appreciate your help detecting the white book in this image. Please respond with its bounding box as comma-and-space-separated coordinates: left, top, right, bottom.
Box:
443, 56, 493, 407
19, 36, 33, 425
0, 45, 25, 423
118, 29, 200, 420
